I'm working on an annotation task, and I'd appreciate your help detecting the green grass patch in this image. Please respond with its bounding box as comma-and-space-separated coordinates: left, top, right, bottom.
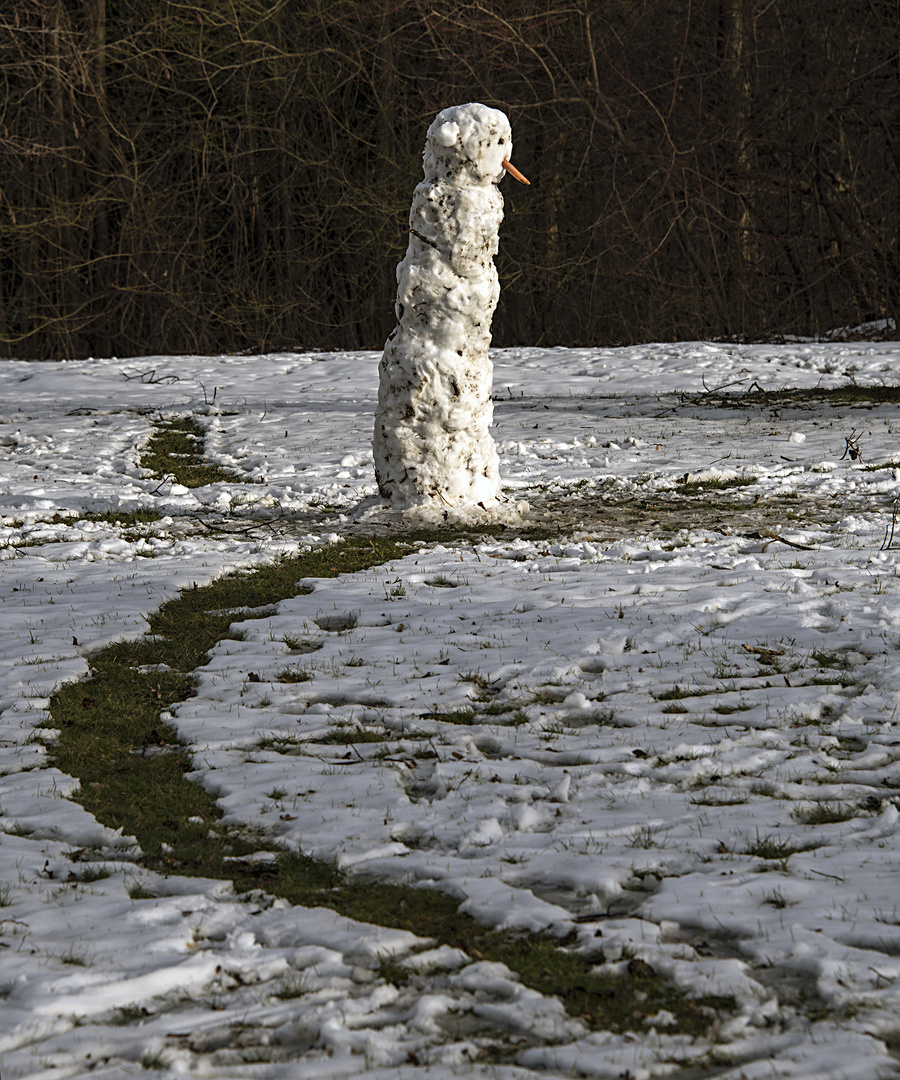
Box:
58, 945, 89, 966
48, 534, 735, 1039
112, 1004, 151, 1025
256, 734, 306, 754
476, 700, 520, 717
749, 781, 779, 798
720, 385, 900, 409
275, 978, 309, 1000
743, 832, 818, 861
126, 881, 159, 901
795, 802, 857, 826
655, 686, 695, 701
529, 686, 569, 705
810, 650, 854, 670
72, 865, 112, 883
109, 539, 414, 673
2, 821, 33, 837
51, 538, 416, 874
261, 856, 731, 1036
762, 889, 791, 909
675, 474, 757, 494
377, 957, 412, 987
317, 726, 390, 746
277, 666, 313, 683
419, 707, 478, 725
51, 665, 230, 873
139, 415, 242, 488
423, 702, 529, 726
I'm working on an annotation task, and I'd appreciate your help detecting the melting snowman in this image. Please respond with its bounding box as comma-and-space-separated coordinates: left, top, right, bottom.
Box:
373, 102, 529, 521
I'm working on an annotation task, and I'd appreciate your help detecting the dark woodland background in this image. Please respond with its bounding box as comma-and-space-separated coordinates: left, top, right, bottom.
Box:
2, 0, 898, 359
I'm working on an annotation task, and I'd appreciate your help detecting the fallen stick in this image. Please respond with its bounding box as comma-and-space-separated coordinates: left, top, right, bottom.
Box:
742, 644, 785, 665
756, 527, 815, 552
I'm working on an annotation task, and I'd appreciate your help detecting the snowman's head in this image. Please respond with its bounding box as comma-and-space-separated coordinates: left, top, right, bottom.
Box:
423, 103, 512, 186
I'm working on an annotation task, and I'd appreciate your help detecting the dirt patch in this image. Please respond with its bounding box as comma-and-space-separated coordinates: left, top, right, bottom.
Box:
173, 486, 887, 545
516, 488, 851, 540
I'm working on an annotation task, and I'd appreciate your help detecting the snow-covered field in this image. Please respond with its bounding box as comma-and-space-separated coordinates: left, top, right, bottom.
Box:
3, 340, 900, 1079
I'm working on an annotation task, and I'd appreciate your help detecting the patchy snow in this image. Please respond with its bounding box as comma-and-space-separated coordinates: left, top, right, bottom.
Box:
2, 340, 900, 1078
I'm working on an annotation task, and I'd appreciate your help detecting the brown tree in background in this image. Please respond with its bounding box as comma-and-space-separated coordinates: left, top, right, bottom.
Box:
0, 0, 897, 359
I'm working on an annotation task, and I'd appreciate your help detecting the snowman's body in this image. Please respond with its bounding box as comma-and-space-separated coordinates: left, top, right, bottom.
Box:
373, 103, 515, 517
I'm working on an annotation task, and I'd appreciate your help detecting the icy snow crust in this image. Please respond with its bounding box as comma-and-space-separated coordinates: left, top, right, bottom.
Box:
373, 104, 512, 519
3, 340, 900, 1077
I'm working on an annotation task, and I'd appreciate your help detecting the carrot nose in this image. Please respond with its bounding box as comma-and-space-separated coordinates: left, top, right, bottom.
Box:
501, 158, 530, 185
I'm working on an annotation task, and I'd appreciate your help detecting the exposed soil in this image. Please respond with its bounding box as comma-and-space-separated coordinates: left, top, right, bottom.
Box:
514, 488, 857, 541
170, 486, 895, 547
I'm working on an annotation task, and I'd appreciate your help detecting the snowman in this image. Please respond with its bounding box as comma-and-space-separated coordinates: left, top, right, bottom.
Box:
373, 102, 529, 520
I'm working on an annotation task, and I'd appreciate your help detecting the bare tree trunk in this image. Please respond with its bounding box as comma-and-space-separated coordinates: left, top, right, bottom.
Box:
86, 0, 111, 356
47, 0, 77, 357
721, 0, 760, 334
